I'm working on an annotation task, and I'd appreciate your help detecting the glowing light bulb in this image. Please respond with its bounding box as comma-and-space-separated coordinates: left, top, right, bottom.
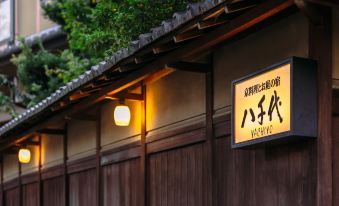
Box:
114, 104, 131, 126
18, 148, 31, 164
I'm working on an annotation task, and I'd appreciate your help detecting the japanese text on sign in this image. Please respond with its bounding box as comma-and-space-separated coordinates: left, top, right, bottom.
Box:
234, 64, 291, 144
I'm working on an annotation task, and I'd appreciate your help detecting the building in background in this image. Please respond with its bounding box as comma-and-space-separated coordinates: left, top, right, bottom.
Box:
0, 0, 338, 206
0, 0, 66, 124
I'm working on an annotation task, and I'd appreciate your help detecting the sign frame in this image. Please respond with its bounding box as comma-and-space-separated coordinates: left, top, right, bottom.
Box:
231, 57, 317, 149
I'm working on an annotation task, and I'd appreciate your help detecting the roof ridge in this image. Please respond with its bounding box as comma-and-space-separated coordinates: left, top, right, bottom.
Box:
0, 0, 226, 136
0, 25, 65, 60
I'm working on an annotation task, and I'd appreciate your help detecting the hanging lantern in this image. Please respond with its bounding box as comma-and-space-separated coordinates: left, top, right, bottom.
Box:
114, 102, 131, 126
18, 148, 31, 164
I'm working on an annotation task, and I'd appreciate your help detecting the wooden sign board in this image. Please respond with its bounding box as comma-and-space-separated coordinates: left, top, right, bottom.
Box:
231, 57, 317, 149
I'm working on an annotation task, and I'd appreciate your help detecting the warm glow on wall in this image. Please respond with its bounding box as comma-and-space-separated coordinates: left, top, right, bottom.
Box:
114, 104, 131, 126
18, 148, 31, 164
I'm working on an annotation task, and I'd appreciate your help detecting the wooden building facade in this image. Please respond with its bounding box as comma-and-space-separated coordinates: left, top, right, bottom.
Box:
0, 0, 338, 206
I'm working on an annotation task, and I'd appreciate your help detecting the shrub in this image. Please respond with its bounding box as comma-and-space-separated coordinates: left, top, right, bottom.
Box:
6, 0, 197, 112
42, 0, 198, 60
11, 40, 90, 107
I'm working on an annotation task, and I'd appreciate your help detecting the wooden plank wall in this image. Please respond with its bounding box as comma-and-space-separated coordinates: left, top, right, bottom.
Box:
69, 169, 96, 206
22, 183, 38, 206
4, 188, 19, 206
215, 137, 316, 206
333, 117, 339, 206
102, 158, 140, 206
43, 176, 64, 206
0, 117, 318, 206
148, 143, 209, 206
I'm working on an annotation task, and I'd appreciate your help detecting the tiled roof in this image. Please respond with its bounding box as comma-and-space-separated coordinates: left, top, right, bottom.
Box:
0, 0, 252, 138
0, 25, 65, 60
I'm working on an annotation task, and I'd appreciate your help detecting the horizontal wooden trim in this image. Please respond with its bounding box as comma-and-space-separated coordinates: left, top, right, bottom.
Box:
101, 140, 141, 156
21, 172, 38, 185
147, 127, 206, 154
213, 113, 231, 124
3, 178, 18, 191
41, 165, 64, 180
213, 113, 231, 138
147, 120, 205, 143
67, 155, 96, 174
101, 146, 140, 166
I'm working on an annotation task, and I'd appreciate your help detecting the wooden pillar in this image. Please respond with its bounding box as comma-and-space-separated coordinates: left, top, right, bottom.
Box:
63, 124, 69, 206
308, 6, 333, 206
38, 135, 42, 206
1, 156, 4, 206
140, 84, 147, 206
18, 157, 22, 206
96, 109, 102, 206
205, 58, 215, 206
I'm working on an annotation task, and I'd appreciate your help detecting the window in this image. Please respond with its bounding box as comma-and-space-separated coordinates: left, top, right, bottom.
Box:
0, 0, 14, 44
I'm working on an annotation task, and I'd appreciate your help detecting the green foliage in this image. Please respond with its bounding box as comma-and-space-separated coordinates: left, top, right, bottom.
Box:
5, 0, 197, 114
42, 0, 197, 60
0, 74, 16, 117
11, 40, 89, 107
0, 92, 16, 117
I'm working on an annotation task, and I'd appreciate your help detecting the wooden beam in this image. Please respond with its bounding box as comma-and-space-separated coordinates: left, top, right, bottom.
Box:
135, 53, 156, 64
116, 63, 141, 72
225, 0, 258, 14
0, 0, 294, 153
152, 41, 180, 54
198, 16, 228, 30
308, 5, 333, 206
305, 0, 339, 8
143, 68, 175, 84
18, 157, 22, 206
95, 108, 102, 206
63, 124, 69, 206
333, 96, 339, 116
1, 156, 4, 206
202, 7, 226, 20
165, 61, 211, 73
295, 0, 325, 25
23, 140, 40, 146
37, 128, 65, 135
140, 84, 146, 206
106, 92, 143, 101
69, 92, 91, 102
174, 29, 203, 43
64, 114, 98, 122
205, 57, 215, 206
38, 135, 43, 206
174, 0, 294, 60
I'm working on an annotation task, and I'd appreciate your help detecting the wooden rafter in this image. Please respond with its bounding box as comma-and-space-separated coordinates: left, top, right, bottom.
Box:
225, 0, 259, 14
135, 52, 156, 64
106, 92, 143, 101
165, 61, 211, 73
152, 41, 180, 54
37, 128, 65, 135
295, 0, 325, 25
144, 67, 175, 84
0, 0, 295, 152
305, 0, 339, 8
65, 113, 98, 122
198, 16, 229, 30
173, 29, 203, 43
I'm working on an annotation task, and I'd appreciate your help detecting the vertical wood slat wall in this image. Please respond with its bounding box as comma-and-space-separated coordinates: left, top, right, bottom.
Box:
0, 95, 318, 206
0, 17, 330, 205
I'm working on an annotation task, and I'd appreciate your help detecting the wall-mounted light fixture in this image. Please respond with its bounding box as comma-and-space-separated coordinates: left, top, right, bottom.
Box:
105, 91, 144, 127
114, 99, 131, 126
18, 148, 31, 164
